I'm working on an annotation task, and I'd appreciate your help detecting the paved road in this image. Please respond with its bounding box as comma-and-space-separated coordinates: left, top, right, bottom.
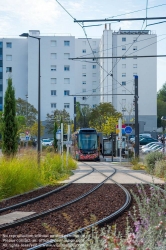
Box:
61, 160, 165, 184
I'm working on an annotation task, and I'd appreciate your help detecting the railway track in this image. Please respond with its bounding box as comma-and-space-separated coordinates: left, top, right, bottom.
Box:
0, 161, 164, 250
0, 162, 131, 250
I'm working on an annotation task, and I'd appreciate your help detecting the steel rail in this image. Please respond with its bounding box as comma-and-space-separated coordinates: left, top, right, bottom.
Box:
27, 162, 131, 250
0, 166, 95, 213
0, 163, 117, 230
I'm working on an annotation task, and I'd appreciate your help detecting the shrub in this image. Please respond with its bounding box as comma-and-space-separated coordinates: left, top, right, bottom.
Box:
0, 152, 77, 200
154, 160, 166, 179
145, 151, 164, 173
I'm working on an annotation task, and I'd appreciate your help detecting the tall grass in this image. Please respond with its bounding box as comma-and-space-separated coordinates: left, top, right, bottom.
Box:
0, 151, 77, 200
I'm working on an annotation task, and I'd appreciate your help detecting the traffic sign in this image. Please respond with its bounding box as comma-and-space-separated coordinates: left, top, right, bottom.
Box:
125, 126, 132, 134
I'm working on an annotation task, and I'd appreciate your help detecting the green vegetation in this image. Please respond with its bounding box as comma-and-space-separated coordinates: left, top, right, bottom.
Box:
0, 152, 77, 200
2, 78, 18, 157
144, 151, 164, 173
157, 81, 166, 128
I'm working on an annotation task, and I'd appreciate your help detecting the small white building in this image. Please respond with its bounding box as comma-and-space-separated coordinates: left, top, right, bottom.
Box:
0, 27, 157, 132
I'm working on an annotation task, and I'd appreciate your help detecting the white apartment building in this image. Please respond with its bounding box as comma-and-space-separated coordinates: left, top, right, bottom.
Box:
100, 25, 157, 132
0, 27, 157, 132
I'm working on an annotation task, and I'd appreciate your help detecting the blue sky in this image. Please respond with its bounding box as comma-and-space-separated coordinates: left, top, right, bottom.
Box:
0, 0, 165, 91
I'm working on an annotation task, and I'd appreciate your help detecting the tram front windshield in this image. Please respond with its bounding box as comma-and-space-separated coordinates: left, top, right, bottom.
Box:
79, 133, 97, 150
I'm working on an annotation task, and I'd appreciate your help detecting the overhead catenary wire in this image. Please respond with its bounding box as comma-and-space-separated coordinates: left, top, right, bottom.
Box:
55, 0, 165, 104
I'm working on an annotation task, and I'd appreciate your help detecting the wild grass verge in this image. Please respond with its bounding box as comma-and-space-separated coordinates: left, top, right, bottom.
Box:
0, 150, 77, 200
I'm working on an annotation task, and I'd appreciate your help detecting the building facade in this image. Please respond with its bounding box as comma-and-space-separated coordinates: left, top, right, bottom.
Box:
0, 27, 157, 132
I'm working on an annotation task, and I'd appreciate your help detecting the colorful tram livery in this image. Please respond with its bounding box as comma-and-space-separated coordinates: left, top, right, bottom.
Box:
71, 128, 100, 161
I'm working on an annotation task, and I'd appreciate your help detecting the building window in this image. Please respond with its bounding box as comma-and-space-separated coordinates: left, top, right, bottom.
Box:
6, 55, 12, 61
133, 73, 137, 76
92, 89, 96, 92
64, 53, 70, 59
51, 65, 56, 71
51, 90, 56, 95
82, 89, 86, 92
122, 46, 126, 50
133, 64, 137, 68
92, 73, 96, 77
0, 84, 2, 91
82, 49, 86, 53
122, 73, 126, 77
51, 78, 57, 84
82, 73, 86, 77
51, 40, 57, 46
6, 67, 12, 72
92, 49, 97, 53
64, 65, 70, 71
133, 55, 137, 59
6, 42, 12, 48
122, 37, 126, 42
0, 67, 2, 72
133, 46, 137, 50
51, 53, 57, 59
82, 97, 86, 100
64, 90, 70, 96
82, 65, 86, 69
64, 103, 70, 108
93, 104, 97, 108
133, 37, 137, 42
122, 81, 126, 86
51, 103, 56, 108
64, 41, 70, 46
64, 78, 70, 84
82, 81, 86, 85
122, 57, 126, 59
122, 64, 126, 68
92, 65, 96, 69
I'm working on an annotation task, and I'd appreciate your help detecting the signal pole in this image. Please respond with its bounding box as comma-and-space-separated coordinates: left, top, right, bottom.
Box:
134, 75, 139, 157
74, 97, 76, 131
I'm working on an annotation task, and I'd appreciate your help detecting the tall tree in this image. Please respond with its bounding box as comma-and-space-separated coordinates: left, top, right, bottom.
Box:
157, 82, 166, 127
2, 78, 18, 157
45, 109, 70, 134
16, 98, 38, 127
30, 121, 45, 138
76, 102, 91, 129
89, 103, 122, 133
53, 121, 58, 150
157, 82, 166, 102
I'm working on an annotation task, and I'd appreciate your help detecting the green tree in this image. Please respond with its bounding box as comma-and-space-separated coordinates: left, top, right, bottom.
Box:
30, 122, 45, 137
16, 98, 38, 127
53, 121, 58, 150
2, 78, 18, 157
157, 82, 166, 128
157, 82, 166, 102
89, 103, 122, 134
76, 102, 91, 128
45, 109, 70, 134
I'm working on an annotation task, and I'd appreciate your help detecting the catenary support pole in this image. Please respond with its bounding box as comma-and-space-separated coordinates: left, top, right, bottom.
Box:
135, 76, 139, 157
74, 97, 76, 132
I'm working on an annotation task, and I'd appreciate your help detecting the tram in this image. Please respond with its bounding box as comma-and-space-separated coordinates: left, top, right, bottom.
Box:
71, 128, 100, 161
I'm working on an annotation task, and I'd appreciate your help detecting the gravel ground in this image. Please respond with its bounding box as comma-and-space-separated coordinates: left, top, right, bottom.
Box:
0, 183, 161, 250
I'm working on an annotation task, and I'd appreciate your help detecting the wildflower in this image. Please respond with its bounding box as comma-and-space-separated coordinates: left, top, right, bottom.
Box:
134, 221, 141, 233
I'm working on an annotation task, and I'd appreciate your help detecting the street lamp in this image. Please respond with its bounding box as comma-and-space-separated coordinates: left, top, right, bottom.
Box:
20, 33, 41, 164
